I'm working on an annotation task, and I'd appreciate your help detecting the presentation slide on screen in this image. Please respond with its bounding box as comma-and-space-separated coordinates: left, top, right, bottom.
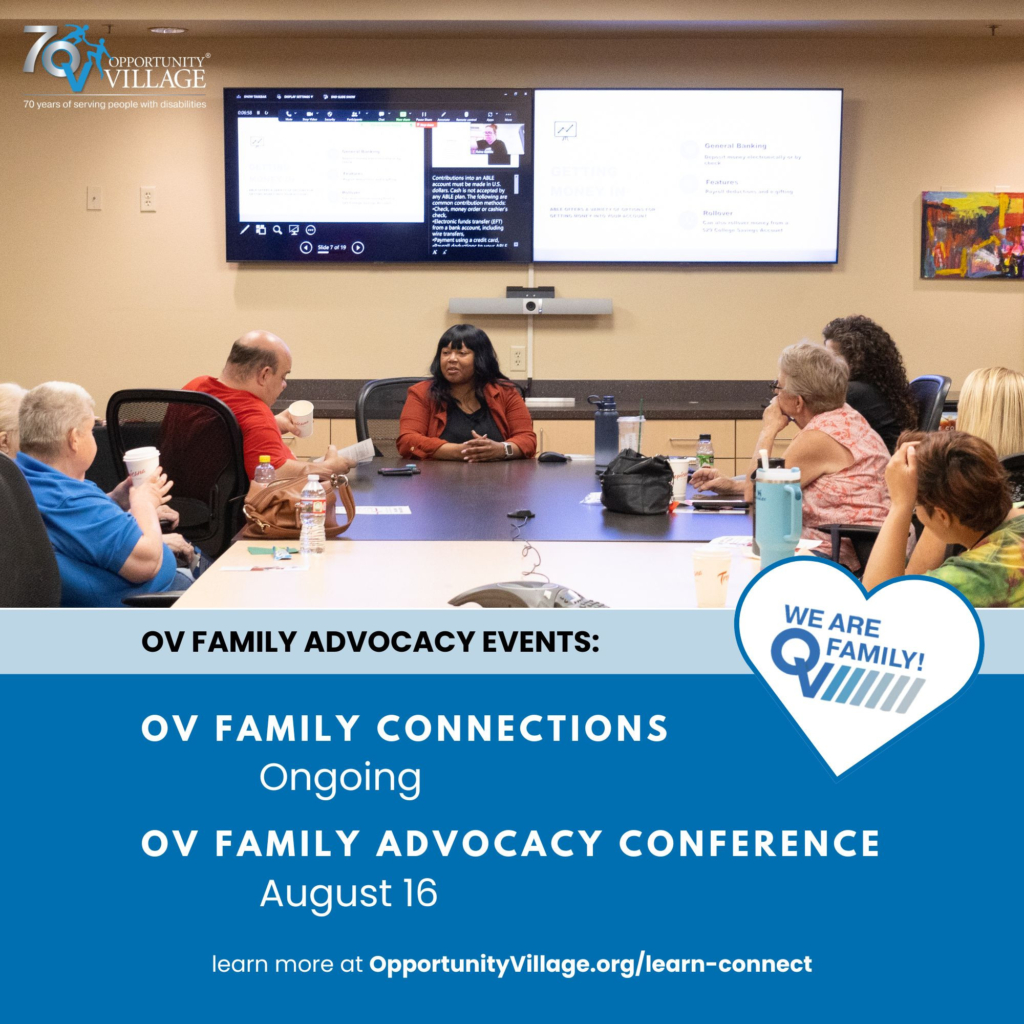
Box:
225, 90, 533, 263
5, 558, 1020, 1023
237, 119, 426, 224
533, 89, 842, 262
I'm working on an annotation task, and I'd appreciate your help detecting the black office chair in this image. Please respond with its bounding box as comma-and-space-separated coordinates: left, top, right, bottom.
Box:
1002, 452, 1024, 504
106, 389, 248, 559
909, 375, 952, 432
0, 454, 62, 607
356, 377, 429, 458
820, 524, 881, 579
84, 422, 123, 494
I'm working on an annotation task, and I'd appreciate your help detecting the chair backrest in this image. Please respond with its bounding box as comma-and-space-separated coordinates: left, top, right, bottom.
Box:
909, 374, 952, 432
0, 454, 61, 607
84, 422, 122, 494
356, 377, 429, 458
1002, 451, 1024, 505
106, 389, 248, 558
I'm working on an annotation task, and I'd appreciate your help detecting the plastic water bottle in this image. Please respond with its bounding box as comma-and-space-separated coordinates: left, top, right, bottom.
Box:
696, 433, 715, 468
253, 455, 276, 489
299, 474, 327, 554
589, 395, 619, 473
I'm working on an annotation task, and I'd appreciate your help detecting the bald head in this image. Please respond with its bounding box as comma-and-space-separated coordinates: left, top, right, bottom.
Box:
224, 330, 290, 378
222, 330, 293, 405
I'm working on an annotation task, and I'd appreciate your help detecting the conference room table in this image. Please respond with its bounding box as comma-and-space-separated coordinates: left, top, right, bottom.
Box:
322, 457, 750, 542
175, 458, 757, 609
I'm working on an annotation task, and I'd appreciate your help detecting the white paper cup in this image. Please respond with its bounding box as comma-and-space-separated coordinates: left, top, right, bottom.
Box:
692, 548, 732, 609
288, 400, 314, 438
668, 457, 689, 499
123, 446, 160, 488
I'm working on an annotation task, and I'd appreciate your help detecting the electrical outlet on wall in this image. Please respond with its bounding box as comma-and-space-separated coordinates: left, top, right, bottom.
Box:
511, 345, 526, 371
86, 186, 102, 211
140, 186, 157, 212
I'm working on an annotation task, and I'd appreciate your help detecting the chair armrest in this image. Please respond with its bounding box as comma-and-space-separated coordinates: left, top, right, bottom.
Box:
121, 591, 186, 608
819, 524, 882, 536
818, 524, 881, 565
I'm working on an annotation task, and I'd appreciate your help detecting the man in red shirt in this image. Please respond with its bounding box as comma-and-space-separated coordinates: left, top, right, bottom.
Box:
181, 330, 353, 480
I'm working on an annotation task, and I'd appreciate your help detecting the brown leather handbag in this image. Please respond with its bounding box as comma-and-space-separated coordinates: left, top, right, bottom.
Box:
241, 472, 356, 539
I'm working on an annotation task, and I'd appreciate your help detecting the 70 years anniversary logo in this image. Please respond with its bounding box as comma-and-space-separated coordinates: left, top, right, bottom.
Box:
22, 24, 208, 94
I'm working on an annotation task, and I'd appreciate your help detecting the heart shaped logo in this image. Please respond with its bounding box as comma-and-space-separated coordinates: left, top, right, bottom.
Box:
735, 558, 983, 776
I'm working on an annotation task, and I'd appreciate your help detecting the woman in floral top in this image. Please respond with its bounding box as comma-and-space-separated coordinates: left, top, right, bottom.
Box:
863, 431, 1024, 607
742, 341, 891, 570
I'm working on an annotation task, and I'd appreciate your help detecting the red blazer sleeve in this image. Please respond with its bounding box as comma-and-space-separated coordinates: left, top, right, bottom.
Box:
497, 385, 537, 459
397, 382, 446, 459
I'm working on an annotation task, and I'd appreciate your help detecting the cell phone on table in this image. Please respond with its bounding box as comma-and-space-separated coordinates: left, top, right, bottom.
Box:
378, 466, 420, 476
690, 499, 750, 510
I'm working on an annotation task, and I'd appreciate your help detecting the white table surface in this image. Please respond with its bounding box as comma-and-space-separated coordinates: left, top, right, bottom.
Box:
174, 540, 759, 610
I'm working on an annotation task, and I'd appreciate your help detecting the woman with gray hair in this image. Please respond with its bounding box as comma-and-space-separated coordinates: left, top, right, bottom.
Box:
0, 382, 28, 456
743, 341, 891, 568
15, 381, 197, 606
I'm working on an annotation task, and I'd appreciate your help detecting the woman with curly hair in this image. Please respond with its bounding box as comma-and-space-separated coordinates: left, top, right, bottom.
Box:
822, 315, 918, 452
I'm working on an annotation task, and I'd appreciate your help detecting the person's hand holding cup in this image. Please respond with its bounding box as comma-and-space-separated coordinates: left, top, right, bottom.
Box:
129, 467, 173, 513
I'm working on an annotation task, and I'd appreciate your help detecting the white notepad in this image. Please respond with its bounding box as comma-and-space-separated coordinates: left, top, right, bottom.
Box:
352, 505, 412, 515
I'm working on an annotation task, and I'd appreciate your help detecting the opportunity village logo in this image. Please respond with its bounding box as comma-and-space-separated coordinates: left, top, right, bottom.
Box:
23, 24, 208, 94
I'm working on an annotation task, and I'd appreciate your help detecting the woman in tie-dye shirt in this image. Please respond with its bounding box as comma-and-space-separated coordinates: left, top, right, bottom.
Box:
863, 430, 1024, 607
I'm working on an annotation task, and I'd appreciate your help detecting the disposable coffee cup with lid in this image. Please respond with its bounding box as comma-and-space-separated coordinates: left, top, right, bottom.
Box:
123, 446, 160, 488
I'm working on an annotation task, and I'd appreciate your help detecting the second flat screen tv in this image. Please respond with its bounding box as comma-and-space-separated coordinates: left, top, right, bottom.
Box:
532, 88, 842, 263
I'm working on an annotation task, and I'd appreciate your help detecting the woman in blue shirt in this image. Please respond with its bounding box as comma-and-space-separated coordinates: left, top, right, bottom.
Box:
16, 382, 193, 607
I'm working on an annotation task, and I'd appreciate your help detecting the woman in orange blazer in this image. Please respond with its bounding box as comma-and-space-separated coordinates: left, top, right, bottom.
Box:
397, 325, 537, 461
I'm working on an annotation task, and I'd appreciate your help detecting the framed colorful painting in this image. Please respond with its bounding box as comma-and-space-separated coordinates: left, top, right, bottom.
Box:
921, 191, 1023, 279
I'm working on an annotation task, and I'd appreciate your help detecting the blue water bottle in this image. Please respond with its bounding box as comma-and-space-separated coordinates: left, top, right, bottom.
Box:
755, 466, 802, 569
589, 395, 619, 474
750, 457, 787, 557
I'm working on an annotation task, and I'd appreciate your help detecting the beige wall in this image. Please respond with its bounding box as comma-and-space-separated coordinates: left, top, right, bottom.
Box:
4, 3, 1022, 27
1, 30, 1022, 408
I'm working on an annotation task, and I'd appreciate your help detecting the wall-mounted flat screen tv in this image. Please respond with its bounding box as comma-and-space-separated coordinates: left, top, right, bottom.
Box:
224, 88, 533, 262
532, 88, 842, 264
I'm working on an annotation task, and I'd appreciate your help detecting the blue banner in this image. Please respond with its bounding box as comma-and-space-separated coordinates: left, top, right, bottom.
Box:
5, 670, 1018, 1020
